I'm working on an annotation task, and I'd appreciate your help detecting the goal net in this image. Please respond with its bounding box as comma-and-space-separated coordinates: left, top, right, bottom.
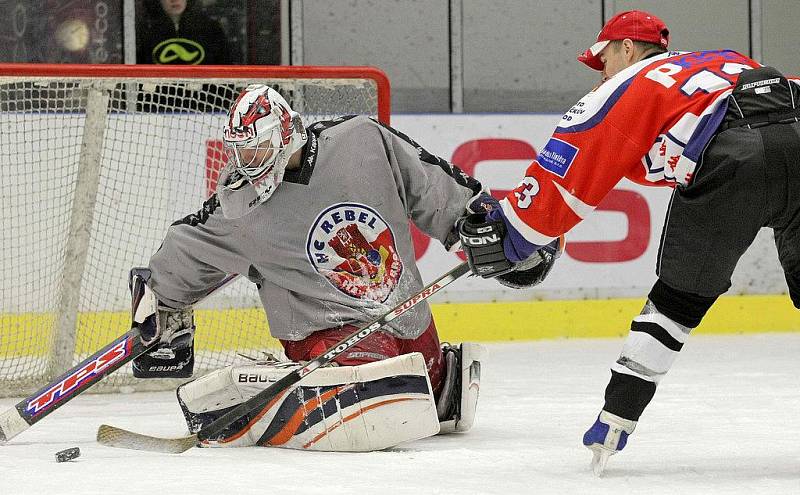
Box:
0, 64, 390, 397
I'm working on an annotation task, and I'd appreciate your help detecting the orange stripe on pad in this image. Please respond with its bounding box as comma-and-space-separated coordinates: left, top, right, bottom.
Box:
301, 397, 428, 450
265, 385, 351, 446
207, 388, 291, 445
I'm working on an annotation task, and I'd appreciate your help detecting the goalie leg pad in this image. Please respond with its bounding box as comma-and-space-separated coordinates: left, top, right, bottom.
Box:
437, 342, 486, 434
177, 352, 440, 451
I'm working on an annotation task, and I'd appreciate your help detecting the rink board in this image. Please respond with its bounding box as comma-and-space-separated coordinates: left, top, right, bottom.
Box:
1, 114, 796, 359
1, 295, 796, 358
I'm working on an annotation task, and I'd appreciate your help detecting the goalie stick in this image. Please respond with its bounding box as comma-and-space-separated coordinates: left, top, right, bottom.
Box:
0, 328, 157, 443
0, 273, 238, 443
97, 261, 471, 454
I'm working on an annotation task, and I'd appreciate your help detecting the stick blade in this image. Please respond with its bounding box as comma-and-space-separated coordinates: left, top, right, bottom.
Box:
97, 424, 198, 454
0, 406, 31, 444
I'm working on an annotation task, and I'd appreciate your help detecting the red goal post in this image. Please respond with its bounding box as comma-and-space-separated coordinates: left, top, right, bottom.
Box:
0, 64, 391, 123
0, 64, 390, 397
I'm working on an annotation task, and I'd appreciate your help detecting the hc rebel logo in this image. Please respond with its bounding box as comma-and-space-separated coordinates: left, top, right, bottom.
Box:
25, 339, 131, 416
306, 203, 403, 302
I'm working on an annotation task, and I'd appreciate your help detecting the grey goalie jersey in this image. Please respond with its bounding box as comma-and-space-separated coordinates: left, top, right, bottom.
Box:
148, 116, 482, 341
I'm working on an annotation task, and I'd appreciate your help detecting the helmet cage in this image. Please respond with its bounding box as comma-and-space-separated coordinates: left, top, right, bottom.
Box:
217, 85, 307, 218
223, 93, 294, 184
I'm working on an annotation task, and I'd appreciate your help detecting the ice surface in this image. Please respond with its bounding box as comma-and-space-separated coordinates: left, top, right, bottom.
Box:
2, 333, 798, 494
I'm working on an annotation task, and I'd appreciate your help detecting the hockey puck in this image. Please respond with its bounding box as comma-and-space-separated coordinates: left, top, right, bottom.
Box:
55, 447, 81, 462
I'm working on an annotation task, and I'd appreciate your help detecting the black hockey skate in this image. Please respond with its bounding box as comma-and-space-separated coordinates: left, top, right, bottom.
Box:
436, 342, 485, 433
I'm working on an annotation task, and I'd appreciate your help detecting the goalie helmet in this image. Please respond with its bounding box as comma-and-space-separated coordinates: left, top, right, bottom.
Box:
218, 84, 307, 218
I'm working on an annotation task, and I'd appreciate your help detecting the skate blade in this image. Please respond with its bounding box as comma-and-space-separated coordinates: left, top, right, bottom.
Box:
590, 448, 611, 477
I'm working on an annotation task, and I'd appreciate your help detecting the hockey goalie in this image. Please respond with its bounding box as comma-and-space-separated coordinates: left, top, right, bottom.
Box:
126, 85, 559, 451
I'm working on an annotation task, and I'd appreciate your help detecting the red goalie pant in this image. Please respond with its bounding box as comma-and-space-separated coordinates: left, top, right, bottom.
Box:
281, 319, 445, 396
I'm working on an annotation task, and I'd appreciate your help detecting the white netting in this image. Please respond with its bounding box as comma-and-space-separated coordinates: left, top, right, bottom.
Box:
0, 68, 385, 397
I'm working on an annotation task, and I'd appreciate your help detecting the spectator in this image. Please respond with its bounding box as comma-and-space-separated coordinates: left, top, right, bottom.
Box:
136, 0, 231, 65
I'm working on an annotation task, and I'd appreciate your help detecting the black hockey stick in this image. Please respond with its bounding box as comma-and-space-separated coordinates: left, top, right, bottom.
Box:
0, 328, 158, 443
0, 273, 238, 443
97, 261, 471, 454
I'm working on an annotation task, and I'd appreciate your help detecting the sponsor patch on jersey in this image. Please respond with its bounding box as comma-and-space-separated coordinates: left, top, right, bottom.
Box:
537, 138, 579, 178
306, 203, 403, 302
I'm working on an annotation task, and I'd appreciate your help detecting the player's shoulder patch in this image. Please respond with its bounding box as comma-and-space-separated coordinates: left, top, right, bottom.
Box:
537, 138, 579, 178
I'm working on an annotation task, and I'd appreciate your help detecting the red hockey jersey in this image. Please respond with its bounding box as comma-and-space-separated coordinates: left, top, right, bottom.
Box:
495, 50, 799, 261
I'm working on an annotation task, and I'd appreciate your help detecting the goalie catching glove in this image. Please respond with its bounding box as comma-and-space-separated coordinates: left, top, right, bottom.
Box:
129, 268, 196, 378
458, 193, 564, 288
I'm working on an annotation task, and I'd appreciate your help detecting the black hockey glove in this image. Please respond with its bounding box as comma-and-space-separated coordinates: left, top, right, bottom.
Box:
458, 213, 515, 278
129, 268, 196, 379
495, 236, 564, 289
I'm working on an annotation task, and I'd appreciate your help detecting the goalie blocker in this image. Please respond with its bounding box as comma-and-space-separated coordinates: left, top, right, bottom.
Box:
176, 343, 485, 451
129, 268, 196, 378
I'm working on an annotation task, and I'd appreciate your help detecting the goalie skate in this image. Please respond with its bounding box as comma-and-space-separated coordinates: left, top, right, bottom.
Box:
437, 342, 485, 433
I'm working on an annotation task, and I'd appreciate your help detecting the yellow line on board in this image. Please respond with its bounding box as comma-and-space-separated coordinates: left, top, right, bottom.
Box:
0, 295, 796, 358
432, 294, 798, 342
0, 309, 279, 358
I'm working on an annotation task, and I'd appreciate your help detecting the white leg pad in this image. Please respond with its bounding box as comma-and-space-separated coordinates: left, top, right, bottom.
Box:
177, 352, 440, 451
455, 342, 485, 432
439, 342, 486, 434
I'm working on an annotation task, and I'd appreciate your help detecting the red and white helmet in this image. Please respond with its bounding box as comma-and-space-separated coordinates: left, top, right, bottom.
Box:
218, 84, 307, 218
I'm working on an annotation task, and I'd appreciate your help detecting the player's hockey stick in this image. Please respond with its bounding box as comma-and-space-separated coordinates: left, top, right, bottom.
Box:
97, 261, 471, 454
0, 273, 238, 443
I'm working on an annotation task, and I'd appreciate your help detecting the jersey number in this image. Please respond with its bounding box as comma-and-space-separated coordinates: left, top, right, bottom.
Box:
645, 62, 752, 96
514, 176, 540, 209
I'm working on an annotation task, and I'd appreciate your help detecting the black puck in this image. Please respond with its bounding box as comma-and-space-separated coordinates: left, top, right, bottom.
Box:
55, 447, 81, 462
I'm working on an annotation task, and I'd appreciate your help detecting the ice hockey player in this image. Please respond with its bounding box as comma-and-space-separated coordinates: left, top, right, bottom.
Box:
127, 84, 557, 451
457, 10, 800, 475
